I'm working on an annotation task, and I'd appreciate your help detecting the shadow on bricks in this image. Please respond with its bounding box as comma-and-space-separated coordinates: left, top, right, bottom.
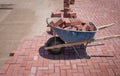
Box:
39, 46, 93, 60
39, 45, 114, 60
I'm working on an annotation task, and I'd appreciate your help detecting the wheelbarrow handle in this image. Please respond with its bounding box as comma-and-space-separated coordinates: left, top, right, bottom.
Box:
98, 23, 115, 30
44, 34, 120, 50
94, 34, 120, 41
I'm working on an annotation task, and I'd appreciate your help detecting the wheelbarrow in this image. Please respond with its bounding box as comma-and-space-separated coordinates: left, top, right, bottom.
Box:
45, 18, 120, 59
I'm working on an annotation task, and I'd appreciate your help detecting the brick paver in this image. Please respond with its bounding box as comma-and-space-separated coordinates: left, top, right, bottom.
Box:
0, 0, 120, 76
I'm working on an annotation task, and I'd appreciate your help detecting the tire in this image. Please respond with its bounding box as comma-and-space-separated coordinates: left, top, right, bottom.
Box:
80, 44, 85, 49
45, 37, 65, 55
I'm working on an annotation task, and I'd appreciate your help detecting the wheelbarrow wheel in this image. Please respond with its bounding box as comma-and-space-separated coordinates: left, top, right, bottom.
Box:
80, 44, 85, 49
45, 37, 65, 55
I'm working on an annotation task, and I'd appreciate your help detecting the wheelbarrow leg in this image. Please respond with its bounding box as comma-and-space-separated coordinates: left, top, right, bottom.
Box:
72, 43, 91, 59
82, 43, 91, 59
72, 46, 82, 58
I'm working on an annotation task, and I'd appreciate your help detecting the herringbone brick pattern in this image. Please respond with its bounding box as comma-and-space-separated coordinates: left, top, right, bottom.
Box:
0, 0, 120, 76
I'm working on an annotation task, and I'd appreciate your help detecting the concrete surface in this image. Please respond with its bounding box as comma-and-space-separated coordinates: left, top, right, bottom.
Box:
0, 0, 63, 69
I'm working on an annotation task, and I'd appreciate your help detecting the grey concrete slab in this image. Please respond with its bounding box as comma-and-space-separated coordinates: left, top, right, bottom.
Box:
0, 0, 63, 69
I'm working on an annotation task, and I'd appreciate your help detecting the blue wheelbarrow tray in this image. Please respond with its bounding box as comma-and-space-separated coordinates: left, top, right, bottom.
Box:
50, 23, 98, 43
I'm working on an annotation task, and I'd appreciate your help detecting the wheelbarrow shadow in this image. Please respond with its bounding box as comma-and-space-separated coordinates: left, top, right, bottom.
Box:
39, 46, 92, 60
39, 44, 114, 60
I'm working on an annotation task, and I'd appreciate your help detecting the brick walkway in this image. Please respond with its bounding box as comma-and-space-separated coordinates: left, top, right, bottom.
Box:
0, 0, 120, 76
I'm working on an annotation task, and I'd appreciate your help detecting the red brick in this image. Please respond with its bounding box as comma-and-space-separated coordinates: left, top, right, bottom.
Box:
50, 60, 59, 64
24, 70, 30, 76
55, 18, 64, 27
63, 18, 71, 27
84, 69, 91, 76
11, 65, 21, 76
64, 12, 77, 18
87, 60, 93, 66
64, 26, 72, 30
59, 60, 65, 64
64, 2, 70, 8
91, 57, 102, 63
81, 59, 87, 63
113, 69, 120, 76
49, 73, 60, 76
78, 67, 84, 72
38, 66, 49, 70
71, 27, 77, 30
30, 67, 37, 74
9, 52, 15, 57
70, 19, 80, 25
70, 0, 75, 4
97, 72, 109, 76
107, 69, 116, 76
25, 62, 32, 70
5, 65, 14, 76
90, 69, 101, 72
100, 66, 107, 72
55, 67, 60, 73
67, 69, 78, 73
36, 70, 43, 76
42, 73, 49, 76
24, 56, 33, 61
51, 12, 62, 17
49, 64, 54, 69
108, 60, 115, 65
77, 63, 88, 66
60, 66, 71, 70
72, 64, 77, 69
74, 25, 82, 31
99, 62, 109, 66
64, 0, 70, 3
61, 70, 67, 76
79, 19, 89, 25
101, 58, 108, 63
73, 73, 85, 76
82, 25, 92, 31
106, 65, 117, 69
67, 72, 73, 76
20, 61, 27, 67
55, 63, 65, 67
93, 63, 100, 69
90, 72, 98, 76
64, 8, 71, 12
83, 65, 94, 71
65, 60, 71, 65
47, 21, 56, 27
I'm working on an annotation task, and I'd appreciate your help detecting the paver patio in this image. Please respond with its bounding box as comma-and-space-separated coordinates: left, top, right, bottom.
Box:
0, 0, 120, 76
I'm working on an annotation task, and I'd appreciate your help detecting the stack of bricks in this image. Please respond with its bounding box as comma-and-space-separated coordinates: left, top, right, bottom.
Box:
51, 0, 77, 18
63, 0, 77, 18
49, 0, 77, 35
48, 18, 95, 31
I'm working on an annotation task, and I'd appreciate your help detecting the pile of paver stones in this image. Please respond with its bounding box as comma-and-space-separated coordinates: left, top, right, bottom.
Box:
48, 0, 94, 35
48, 18, 95, 31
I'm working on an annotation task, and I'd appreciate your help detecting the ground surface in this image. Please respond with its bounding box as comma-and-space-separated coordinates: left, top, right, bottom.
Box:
0, 0, 120, 76
0, 0, 62, 68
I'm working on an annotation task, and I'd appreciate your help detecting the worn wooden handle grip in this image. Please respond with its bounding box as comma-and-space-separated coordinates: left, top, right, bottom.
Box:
98, 23, 115, 30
